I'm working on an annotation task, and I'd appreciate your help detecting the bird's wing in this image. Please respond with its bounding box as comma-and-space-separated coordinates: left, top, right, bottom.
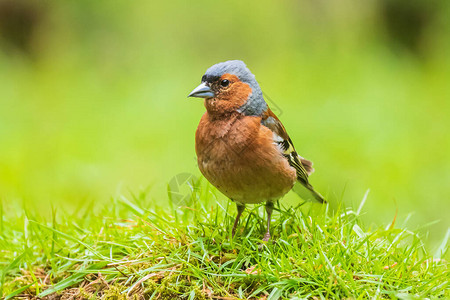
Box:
261, 108, 314, 183
261, 108, 325, 203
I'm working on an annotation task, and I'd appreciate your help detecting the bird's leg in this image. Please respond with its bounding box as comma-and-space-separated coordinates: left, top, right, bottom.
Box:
262, 201, 274, 242
232, 203, 245, 237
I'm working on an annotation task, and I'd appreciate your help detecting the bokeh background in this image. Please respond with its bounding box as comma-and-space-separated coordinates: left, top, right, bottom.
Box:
0, 0, 449, 248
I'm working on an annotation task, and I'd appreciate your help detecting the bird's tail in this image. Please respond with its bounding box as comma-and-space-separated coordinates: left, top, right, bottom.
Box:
293, 178, 327, 203
305, 183, 326, 203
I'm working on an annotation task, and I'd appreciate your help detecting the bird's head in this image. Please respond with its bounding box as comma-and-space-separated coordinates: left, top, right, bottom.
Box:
188, 60, 267, 116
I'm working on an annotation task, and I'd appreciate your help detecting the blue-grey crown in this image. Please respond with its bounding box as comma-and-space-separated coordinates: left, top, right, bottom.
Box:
204, 60, 267, 116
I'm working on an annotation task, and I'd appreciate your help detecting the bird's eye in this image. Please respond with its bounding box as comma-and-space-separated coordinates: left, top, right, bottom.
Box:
220, 79, 230, 87
201, 75, 207, 82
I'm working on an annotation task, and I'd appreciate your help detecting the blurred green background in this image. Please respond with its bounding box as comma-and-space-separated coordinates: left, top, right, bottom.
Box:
0, 0, 449, 247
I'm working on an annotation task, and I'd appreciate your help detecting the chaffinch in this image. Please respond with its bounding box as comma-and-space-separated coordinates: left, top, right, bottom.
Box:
188, 60, 325, 241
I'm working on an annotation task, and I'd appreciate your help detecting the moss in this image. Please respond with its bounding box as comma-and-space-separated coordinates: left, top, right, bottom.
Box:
101, 286, 127, 300
78, 287, 95, 299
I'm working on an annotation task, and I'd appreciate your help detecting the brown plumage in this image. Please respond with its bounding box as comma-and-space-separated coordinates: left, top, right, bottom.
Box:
196, 112, 297, 204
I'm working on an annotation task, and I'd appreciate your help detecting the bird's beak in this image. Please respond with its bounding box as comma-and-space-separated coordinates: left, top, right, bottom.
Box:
188, 82, 214, 98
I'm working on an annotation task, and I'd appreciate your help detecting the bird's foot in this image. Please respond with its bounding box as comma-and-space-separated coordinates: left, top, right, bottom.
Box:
262, 232, 271, 242
258, 234, 271, 250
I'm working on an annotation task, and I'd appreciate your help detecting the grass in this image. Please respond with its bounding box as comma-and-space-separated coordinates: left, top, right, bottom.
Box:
0, 180, 448, 299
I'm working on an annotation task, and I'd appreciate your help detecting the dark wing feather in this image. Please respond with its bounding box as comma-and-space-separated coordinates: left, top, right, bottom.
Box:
261, 108, 325, 203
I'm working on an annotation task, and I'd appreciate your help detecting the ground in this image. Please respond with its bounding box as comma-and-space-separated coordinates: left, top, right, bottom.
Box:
0, 182, 448, 299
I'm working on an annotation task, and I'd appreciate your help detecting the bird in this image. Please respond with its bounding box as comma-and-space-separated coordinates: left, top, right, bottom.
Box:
188, 60, 325, 241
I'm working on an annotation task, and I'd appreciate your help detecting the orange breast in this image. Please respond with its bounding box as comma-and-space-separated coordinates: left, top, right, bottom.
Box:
195, 112, 296, 204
